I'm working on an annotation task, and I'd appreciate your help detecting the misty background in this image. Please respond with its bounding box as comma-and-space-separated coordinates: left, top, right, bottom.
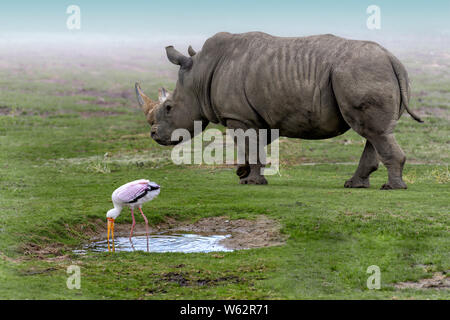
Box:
0, 0, 448, 107
0, 0, 449, 53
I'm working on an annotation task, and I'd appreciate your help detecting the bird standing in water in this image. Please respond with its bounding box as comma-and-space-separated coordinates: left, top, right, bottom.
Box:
106, 179, 160, 252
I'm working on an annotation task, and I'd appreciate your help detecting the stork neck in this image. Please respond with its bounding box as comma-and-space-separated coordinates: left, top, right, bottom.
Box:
107, 206, 123, 220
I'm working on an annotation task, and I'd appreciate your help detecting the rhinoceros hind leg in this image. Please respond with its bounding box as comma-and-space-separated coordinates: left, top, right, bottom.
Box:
369, 134, 407, 190
332, 68, 407, 190
344, 140, 379, 188
333, 73, 406, 190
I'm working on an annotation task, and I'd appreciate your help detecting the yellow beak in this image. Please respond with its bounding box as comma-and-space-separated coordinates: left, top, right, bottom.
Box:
107, 218, 115, 252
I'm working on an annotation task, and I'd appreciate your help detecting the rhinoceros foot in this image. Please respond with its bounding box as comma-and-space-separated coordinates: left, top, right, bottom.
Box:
380, 180, 407, 190
236, 164, 251, 179
344, 177, 370, 188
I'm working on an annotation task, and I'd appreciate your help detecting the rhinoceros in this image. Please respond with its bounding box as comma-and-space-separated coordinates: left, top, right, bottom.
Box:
135, 32, 423, 189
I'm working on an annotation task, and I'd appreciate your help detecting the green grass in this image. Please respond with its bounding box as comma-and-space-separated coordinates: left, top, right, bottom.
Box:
0, 48, 448, 299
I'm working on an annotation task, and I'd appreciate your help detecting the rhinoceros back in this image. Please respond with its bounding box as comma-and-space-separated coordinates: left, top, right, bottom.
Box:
196, 32, 396, 139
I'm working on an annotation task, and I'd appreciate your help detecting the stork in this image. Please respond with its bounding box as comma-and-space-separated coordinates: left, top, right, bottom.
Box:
106, 179, 160, 252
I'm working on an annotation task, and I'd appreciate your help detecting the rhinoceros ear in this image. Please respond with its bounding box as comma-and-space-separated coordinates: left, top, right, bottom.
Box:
158, 87, 169, 103
188, 45, 197, 57
166, 46, 193, 69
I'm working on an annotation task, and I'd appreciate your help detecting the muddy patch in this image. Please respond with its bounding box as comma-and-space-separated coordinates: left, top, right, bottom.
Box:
89, 215, 285, 251
394, 272, 449, 290
170, 216, 286, 250
21, 216, 285, 258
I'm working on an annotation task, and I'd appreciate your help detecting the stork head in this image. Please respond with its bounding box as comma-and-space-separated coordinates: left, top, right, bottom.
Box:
106, 208, 121, 252
106, 208, 121, 220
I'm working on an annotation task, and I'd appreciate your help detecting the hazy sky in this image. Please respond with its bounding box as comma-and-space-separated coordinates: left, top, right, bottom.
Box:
0, 0, 448, 38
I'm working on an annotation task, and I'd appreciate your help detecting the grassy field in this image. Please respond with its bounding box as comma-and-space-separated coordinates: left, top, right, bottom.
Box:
0, 41, 448, 299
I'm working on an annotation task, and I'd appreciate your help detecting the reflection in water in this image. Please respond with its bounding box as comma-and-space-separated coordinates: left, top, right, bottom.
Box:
74, 233, 233, 253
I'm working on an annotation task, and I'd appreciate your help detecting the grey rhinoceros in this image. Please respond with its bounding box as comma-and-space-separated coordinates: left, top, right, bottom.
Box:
135, 32, 423, 189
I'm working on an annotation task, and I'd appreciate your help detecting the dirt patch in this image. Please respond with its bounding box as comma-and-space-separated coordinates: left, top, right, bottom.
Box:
76, 97, 121, 108
161, 271, 242, 287
411, 90, 429, 98
0, 251, 24, 263
394, 272, 449, 290
170, 216, 286, 250
415, 106, 450, 120
19, 241, 67, 260
92, 215, 286, 251
57, 88, 134, 100
19, 267, 57, 276
0, 106, 126, 118
77, 110, 126, 118
0, 105, 12, 115
17, 221, 101, 260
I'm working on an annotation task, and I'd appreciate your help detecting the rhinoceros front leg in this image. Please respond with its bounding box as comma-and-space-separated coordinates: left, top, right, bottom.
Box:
227, 120, 268, 185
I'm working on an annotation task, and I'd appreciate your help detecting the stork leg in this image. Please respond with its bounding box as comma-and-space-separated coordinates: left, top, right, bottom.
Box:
139, 207, 149, 252
129, 208, 136, 243
111, 222, 115, 252
107, 225, 111, 252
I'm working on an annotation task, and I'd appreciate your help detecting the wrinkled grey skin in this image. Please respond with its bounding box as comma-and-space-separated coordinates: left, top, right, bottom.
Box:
137, 32, 423, 189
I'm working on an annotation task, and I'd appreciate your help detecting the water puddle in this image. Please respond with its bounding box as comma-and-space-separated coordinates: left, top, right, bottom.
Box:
74, 233, 233, 254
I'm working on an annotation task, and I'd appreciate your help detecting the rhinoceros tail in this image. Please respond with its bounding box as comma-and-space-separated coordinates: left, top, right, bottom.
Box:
388, 53, 424, 123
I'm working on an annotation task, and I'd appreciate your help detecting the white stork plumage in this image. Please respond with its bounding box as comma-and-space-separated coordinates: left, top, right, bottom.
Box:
106, 179, 160, 252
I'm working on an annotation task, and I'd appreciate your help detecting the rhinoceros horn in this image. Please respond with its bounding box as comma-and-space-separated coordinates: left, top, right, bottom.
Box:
166, 46, 193, 69
135, 82, 157, 117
